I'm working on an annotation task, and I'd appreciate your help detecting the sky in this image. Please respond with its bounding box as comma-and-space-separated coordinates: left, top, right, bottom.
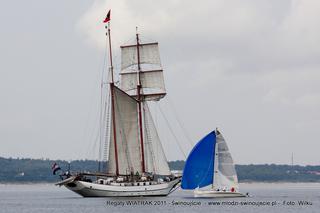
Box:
1, 0, 320, 165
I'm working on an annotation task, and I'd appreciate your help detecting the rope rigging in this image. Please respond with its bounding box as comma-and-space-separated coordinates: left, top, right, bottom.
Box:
167, 95, 194, 149
156, 103, 187, 159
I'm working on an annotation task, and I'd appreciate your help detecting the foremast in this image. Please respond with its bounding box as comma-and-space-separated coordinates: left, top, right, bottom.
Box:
105, 15, 119, 176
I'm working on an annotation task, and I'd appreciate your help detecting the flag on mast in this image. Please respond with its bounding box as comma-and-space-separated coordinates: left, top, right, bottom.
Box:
51, 162, 61, 175
103, 10, 111, 23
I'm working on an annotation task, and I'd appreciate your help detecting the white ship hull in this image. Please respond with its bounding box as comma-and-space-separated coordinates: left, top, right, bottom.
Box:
65, 178, 181, 197
194, 190, 246, 198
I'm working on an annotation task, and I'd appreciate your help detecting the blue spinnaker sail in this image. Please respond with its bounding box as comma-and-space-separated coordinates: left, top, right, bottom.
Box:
181, 131, 216, 189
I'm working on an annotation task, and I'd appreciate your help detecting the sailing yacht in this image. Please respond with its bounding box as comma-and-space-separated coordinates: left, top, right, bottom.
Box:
181, 129, 246, 198
55, 16, 181, 197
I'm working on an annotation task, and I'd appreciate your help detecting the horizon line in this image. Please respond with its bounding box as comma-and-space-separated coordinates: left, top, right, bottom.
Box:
1, 156, 319, 167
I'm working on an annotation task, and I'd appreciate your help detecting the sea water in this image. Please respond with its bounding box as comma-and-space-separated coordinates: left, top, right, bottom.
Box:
0, 183, 319, 213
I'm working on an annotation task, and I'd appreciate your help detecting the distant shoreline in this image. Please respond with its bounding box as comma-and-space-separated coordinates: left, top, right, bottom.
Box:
1, 157, 320, 183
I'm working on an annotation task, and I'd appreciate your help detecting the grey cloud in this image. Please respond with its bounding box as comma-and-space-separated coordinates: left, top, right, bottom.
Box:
0, 0, 319, 165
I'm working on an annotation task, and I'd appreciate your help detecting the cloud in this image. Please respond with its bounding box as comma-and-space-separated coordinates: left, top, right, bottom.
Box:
72, 0, 320, 163
78, 0, 320, 72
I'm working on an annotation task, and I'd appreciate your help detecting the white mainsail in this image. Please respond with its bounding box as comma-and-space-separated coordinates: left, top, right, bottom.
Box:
213, 132, 239, 191
107, 85, 142, 175
143, 102, 171, 175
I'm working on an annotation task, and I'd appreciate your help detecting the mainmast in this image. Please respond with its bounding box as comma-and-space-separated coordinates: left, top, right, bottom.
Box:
136, 28, 146, 173
105, 12, 119, 176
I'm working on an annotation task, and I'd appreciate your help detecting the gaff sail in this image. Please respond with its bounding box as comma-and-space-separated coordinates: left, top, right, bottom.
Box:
107, 85, 142, 175
143, 102, 171, 176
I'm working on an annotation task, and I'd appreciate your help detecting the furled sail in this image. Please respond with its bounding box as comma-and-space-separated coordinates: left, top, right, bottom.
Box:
181, 131, 216, 189
143, 102, 171, 175
107, 85, 142, 175
213, 131, 239, 191
120, 42, 166, 101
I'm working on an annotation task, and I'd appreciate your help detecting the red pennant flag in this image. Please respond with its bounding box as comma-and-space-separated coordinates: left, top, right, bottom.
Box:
103, 10, 111, 23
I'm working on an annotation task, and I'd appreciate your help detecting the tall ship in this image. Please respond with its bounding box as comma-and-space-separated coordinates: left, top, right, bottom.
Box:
56, 11, 181, 197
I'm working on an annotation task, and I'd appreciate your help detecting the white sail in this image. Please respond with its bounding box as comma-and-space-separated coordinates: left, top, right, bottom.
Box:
213, 132, 239, 191
121, 43, 161, 70
143, 102, 171, 175
120, 70, 166, 101
108, 39, 168, 174
107, 86, 142, 175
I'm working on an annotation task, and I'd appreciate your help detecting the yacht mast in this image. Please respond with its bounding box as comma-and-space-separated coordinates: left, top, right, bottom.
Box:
105, 15, 119, 176
136, 28, 146, 173
212, 131, 217, 189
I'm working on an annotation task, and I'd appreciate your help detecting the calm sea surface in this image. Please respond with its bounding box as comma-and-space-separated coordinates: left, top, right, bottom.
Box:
0, 183, 319, 213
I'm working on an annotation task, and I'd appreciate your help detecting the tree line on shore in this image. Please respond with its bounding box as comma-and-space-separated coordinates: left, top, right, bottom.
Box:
1, 157, 319, 183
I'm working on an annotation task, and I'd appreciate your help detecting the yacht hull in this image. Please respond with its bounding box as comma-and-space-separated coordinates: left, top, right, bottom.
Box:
65, 178, 181, 197
194, 190, 246, 198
